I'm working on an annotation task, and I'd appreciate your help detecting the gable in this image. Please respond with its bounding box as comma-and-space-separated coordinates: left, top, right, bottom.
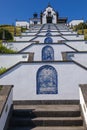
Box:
43, 6, 56, 15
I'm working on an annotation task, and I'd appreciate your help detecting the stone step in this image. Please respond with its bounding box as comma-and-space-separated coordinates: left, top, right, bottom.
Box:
8, 126, 85, 130
13, 105, 80, 111
10, 117, 83, 127
13, 110, 80, 118
8, 104, 84, 129
13, 105, 81, 117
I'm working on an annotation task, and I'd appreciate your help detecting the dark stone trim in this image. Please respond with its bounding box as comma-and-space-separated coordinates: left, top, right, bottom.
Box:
73, 61, 87, 70
19, 42, 76, 53
0, 52, 32, 55
14, 35, 37, 37
36, 24, 45, 35
3, 41, 33, 43
0, 85, 13, 117
13, 100, 79, 105
13, 33, 84, 38
64, 43, 79, 52
0, 60, 87, 78
65, 51, 87, 54
28, 35, 38, 42
65, 39, 86, 42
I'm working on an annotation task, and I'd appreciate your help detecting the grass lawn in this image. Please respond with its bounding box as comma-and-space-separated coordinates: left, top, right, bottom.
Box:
0, 25, 23, 44
0, 25, 21, 36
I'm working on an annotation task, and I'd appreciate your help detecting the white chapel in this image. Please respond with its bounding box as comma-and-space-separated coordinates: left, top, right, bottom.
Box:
1, 4, 87, 130
0, 4, 87, 101
30, 3, 67, 25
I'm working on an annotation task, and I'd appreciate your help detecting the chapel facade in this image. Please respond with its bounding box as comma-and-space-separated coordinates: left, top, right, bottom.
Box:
30, 3, 67, 25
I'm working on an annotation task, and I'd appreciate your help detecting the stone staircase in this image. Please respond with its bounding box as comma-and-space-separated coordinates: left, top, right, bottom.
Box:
7, 102, 85, 130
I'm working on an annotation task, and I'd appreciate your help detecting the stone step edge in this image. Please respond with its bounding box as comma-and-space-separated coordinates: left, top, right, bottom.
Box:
8, 126, 85, 130
13, 104, 80, 110
13, 100, 79, 105
11, 116, 82, 121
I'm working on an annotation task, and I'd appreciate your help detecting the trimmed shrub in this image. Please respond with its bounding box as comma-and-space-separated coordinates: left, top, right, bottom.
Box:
0, 67, 7, 74
0, 44, 16, 53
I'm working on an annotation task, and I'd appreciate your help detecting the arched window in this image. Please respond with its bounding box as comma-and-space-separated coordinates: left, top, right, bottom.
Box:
37, 65, 58, 94
42, 45, 54, 61
44, 37, 53, 43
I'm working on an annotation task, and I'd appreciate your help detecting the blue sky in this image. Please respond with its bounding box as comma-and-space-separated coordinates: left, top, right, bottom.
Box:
0, 0, 87, 25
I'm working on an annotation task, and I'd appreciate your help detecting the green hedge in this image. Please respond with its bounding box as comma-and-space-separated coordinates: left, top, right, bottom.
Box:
0, 67, 7, 74
0, 44, 16, 53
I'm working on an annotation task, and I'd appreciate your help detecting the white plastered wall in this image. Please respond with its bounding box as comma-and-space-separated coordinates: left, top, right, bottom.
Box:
0, 62, 87, 101
22, 44, 75, 61
65, 41, 87, 51
3, 42, 32, 51
67, 53, 87, 68
0, 54, 29, 68
33, 36, 64, 43
14, 36, 35, 41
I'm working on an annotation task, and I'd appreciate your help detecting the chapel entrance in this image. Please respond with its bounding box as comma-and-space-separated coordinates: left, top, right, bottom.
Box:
47, 17, 52, 23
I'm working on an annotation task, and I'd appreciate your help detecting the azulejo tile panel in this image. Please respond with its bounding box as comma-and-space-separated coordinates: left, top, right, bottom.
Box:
42, 45, 54, 61
44, 37, 53, 43
37, 65, 58, 94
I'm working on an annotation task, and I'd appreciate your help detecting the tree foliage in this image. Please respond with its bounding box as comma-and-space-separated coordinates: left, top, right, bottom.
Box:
74, 22, 87, 31
0, 29, 13, 41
